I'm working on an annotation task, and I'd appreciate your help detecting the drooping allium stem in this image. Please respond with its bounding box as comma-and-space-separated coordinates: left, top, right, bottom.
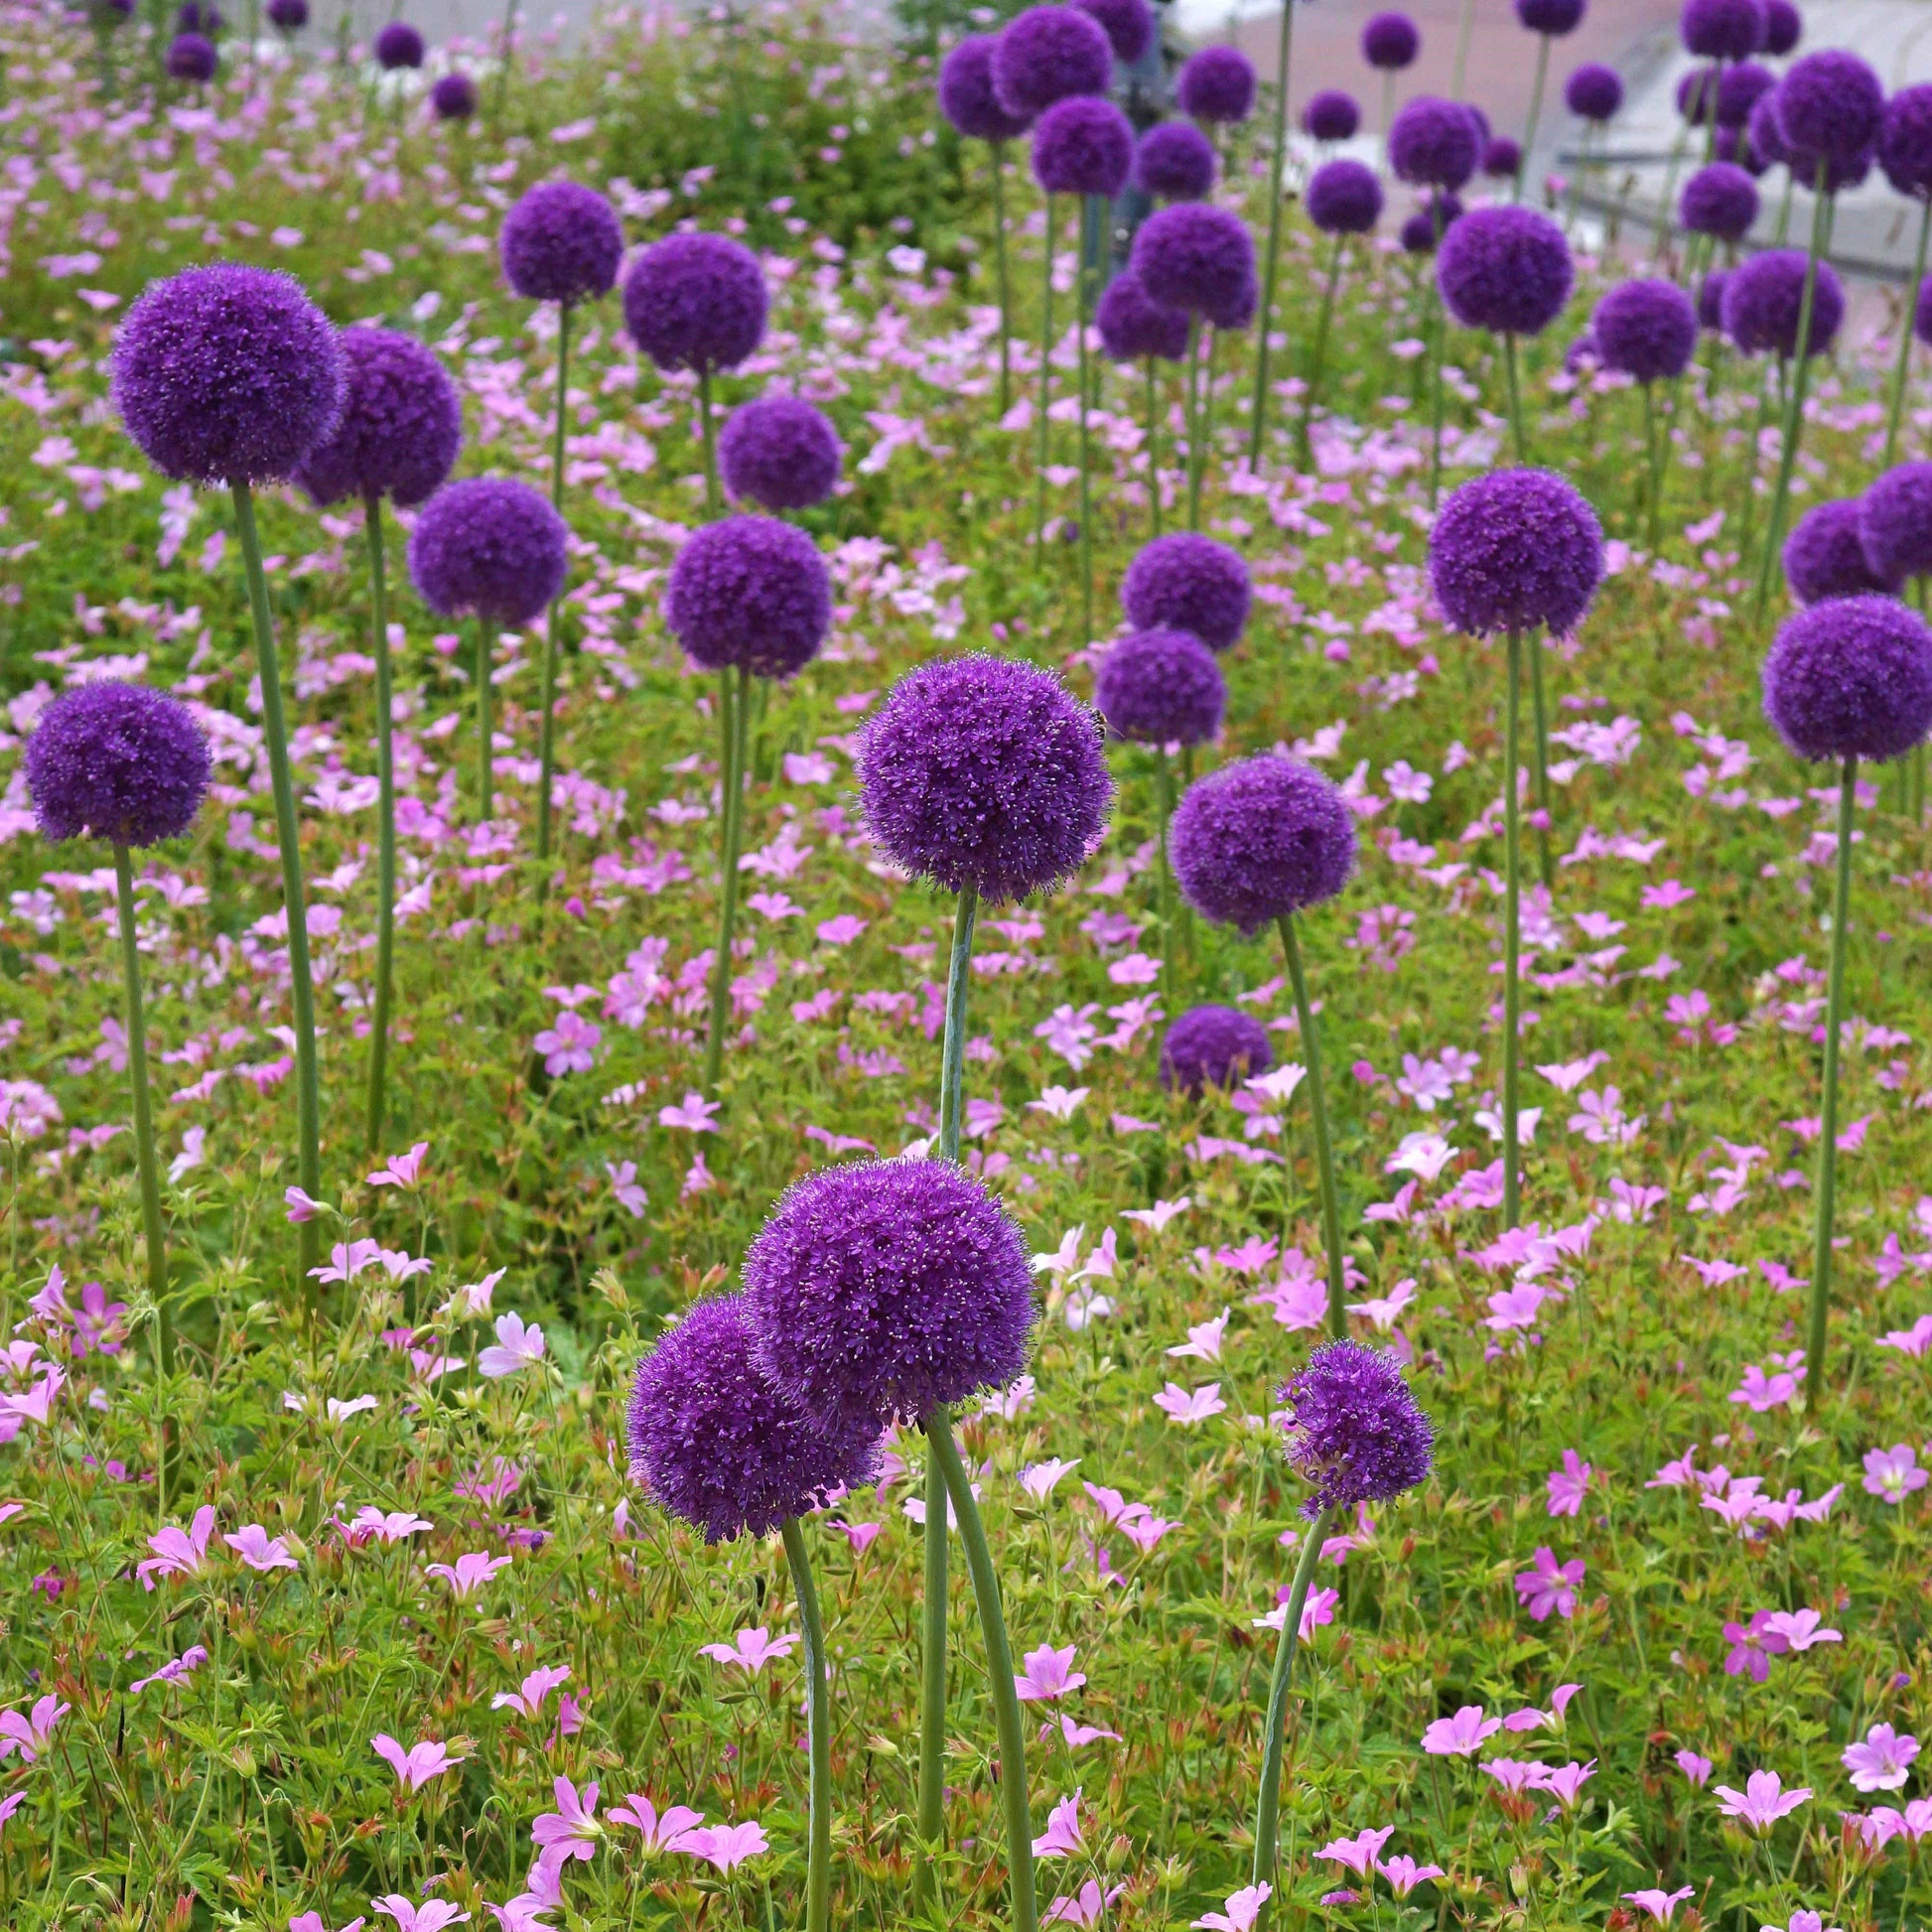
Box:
1527, 639, 1555, 893
1502, 627, 1525, 1230
1297, 233, 1346, 468
535, 300, 572, 872
1886, 200, 1932, 469
362, 488, 396, 1154
1515, 34, 1549, 204
1278, 914, 1346, 1339
476, 621, 494, 822
780, 1517, 833, 1932
992, 141, 1014, 418
701, 662, 751, 1094
1145, 359, 1163, 539
1500, 331, 1528, 464
230, 479, 322, 1293
1035, 194, 1056, 550
1803, 755, 1857, 1412
1246, 0, 1296, 465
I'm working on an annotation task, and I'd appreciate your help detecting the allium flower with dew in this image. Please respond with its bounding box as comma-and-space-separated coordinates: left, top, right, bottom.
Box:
1388, 96, 1479, 190
1170, 755, 1356, 933
1857, 461, 1932, 583
1175, 44, 1255, 124
991, 4, 1111, 120
1362, 9, 1419, 67
1436, 207, 1574, 339
1129, 204, 1257, 329
1278, 1338, 1434, 1520
1843, 1723, 1919, 1792
25, 681, 209, 848
1095, 271, 1188, 362
1134, 121, 1217, 201
1722, 249, 1846, 359
1032, 96, 1135, 198
1428, 467, 1604, 637
1566, 63, 1622, 120
1120, 531, 1251, 649
1303, 89, 1360, 142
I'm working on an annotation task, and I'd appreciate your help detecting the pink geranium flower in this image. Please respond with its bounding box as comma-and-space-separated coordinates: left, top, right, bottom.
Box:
1515, 1547, 1585, 1620
1713, 1769, 1811, 1832
1015, 1643, 1086, 1703
137, 1504, 217, 1589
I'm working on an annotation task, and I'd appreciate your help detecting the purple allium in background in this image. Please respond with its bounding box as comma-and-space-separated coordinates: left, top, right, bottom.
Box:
27, 682, 210, 848
1130, 204, 1256, 328
1121, 531, 1250, 649
1916, 274, 1932, 348
1591, 277, 1698, 382
858, 656, 1113, 903
1171, 755, 1356, 931
265, 0, 306, 28
1516, 0, 1586, 34
1762, 0, 1800, 54
1073, 0, 1154, 65
1095, 271, 1189, 362
1482, 135, 1523, 179
1680, 161, 1759, 238
1859, 463, 1932, 584
1682, 0, 1764, 61
1093, 627, 1226, 748
1388, 96, 1479, 190
292, 326, 462, 509
1133, 120, 1217, 201
1176, 44, 1256, 124
1717, 61, 1776, 130
1032, 95, 1136, 198
1762, 595, 1932, 762
742, 1159, 1036, 1429
937, 35, 1034, 142
1399, 197, 1461, 253
374, 19, 423, 68
165, 32, 216, 80
177, 0, 217, 30
1879, 84, 1932, 200
407, 477, 568, 627
719, 395, 842, 511
1280, 1338, 1435, 1519
1721, 248, 1844, 357
430, 70, 476, 118
500, 180, 621, 307
1429, 468, 1604, 636
1303, 89, 1361, 142
1436, 206, 1573, 337
1565, 62, 1622, 121
1159, 1004, 1273, 1095
1307, 158, 1384, 235
626, 1296, 881, 1544
665, 516, 831, 680
1745, 87, 1789, 169
1783, 499, 1900, 606
1697, 268, 1729, 330
1776, 49, 1884, 164
1678, 65, 1721, 126
991, 4, 1112, 120
1361, 9, 1420, 69
621, 232, 768, 373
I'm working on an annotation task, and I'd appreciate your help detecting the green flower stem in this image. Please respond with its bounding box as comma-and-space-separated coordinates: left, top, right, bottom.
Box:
1651, 129, 1688, 264
476, 619, 494, 822
1296, 232, 1345, 468
992, 141, 1013, 418
1502, 627, 1525, 1231
1145, 358, 1163, 539
1076, 256, 1094, 648
1501, 330, 1527, 464
1885, 199, 1932, 469
780, 1517, 833, 1932
1192, 329, 1219, 531
1156, 751, 1177, 995
490, 0, 517, 121
701, 662, 751, 1094
363, 488, 395, 1155
1184, 318, 1203, 533
1528, 637, 1554, 893
1035, 194, 1055, 550
1278, 914, 1346, 1339
1425, 204, 1449, 512
1737, 354, 1780, 563
698, 363, 722, 518
929, 1418, 1037, 1932
1246, 0, 1296, 465
1516, 34, 1549, 204
915, 1404, 950, 1917
230, 479, 321, 1294
535, 299, 572, 873
938, 885, 979, 1163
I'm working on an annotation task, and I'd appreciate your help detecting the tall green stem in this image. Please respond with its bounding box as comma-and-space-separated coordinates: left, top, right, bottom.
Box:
938, 886, 979, 1163
490, 0, 517, 122
698, 363, 722, 518
1737, 355, 1780, 563
1034, 195, 1056, 550
363, 490, 395, 1155
1502, 628, 1524, 1231
992, 142, 1013, 417
1297, 234, 1345, 467
1528, 639, 1554, 893
1146, 358, 1163, 538
535, 300, 572, 871
780, 1518, 833, 1932
1501, 330, 1527, 464
1184, 318, 1203, 531
1076, 257, 1094, 647
1886, 200, 1932, 469
1247, 0, 1296, 463
1516, 35, 1549, 204
1156, 751, 1177, 993
701, 663, 751, 1093
1191, 328, 1220, 533
1425, 202, 1448, 510
915, 1407, 950, 1914
1278, 915, 1346, 1338
476, 620, 493, 822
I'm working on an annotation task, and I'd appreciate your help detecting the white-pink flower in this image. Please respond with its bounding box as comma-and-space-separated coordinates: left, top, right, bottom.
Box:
372, 1734, 467, 1792
698, 1626, 798, 1675
479, 1313, 546, 1380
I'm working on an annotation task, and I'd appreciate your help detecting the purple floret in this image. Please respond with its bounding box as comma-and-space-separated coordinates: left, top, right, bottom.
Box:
430, 70, 476, 119
1073, 0, 1153, 64
622, 231, 767, 374
1095, 271, 1189, 363
500, 180, 621, 307
1133, 120, 1216, 201
1159, 1003, 1272, 1095
374, 19, 423, 67
1762, 0, 1799, 55
665, 515, 831, 680
1436, 205, 1573, 338
406, 476, 567, 627
1094, 626, 1225, 748
1916, 273, 1932, 349
27, 681, 210, 848
719, 395, 842, 511
292, 326, 462, 509
1679, 161, 1759, 239
1429, 467, 1604, 637
1682, 0, 1764, 60
1176, 44, 1256, 124
1776, 49, 1883, 165
1859, 463, 1932, 585
1307, 158, 1383, 236
1121, 531, 1250, 649
1171, 754, 1356, 931
1717, 62, 1775, 131
1762, 595, 1932, 762
938, 35, 1034, 142
992, 5, 1113, 120
1482, 136, 1522, 178
1880, 84, 1932, 200
166, 31, 215, 78
1746, 87, 1789, 169
1388, 95, 1479, 190
1783, 499, 1900, 606
1361, 10, 1420, 69
1516, 0, 1585, 33
1280, 1338, 1435, 1519
1591, 277, 1697, 382
1721, 248, 1843, 358
1130, 203, 1256, 328
1565, 62, 1622, 121
1303, 89, 1361, 142
1033, 94, 1136, 197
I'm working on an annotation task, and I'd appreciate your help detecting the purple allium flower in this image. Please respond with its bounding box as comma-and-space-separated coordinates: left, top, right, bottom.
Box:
1783, 499, 1900, 606
1718, 61, 1776, 130
1429, 467, 1604, 636
500, 180, 621, 308
1697, 267, 1729, 330
1095, 271, 1189, 362
1093, 627, 1225, 748
742, 1159, 1035, 1428
178, 0, 218, 28
1121, 531, 1250, 649
1171, 754, 1355, 931
1880, 83, 1932, 199
1482, 135, 1523, 178
664, 516, 831, 680
266, 0, 306, 28
621, 232, 767, 374
938, 35, 1034, 142
1916, 272, 1932, 348
1361, 10, 1420, 69
1721, 247, 1844, 357
1159, 1003, 1272, 1095
1280, 1338, 1436, 1519
1591, 276, 1697, 381
1860, 462, 1932, 584
1133, 120, 1216, 201
1762, 595, 1932, 762
1436, 206, 1573, 337
1307, 158, 1384, 235
1130, 203, 1256, 328
374, 19, 423, 67
1032, 95, 1135, 197
1776, 49, 1883, 164
406, 477, 567, 627
1565, 62, 1622, 121
1682, 0, 1764, 60
1516, 0, 1585, 33
626, 1296, 881, 1544
1215, 273, 1259, 334
1680, 161, 1759, 238
1678, 65, 1721, 125
1388, 95, 1479, 190
1745, 86, 1789, 169
1072, 0, 1153, 65
1399, 197, 1461, 253
26, 681, 210, 848
718, 395, 842, 511
165, 32, 216, 80
1303, 89, 1361, 142
992, 5, 1113, 121
291, 326, 462, 509
112, 264, 344, 486
1176, 44, 1256, 124
858, 656, 1113, 903
430, 70, 476, 118
1464, 102, 1493, 146
1762, 0, 1800, 54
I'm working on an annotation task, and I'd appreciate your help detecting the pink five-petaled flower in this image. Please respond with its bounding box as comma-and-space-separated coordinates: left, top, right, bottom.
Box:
1758, 1608, 1841, 1653
1844, 1724, 1920, 1793
371, 1899, 470, 1932
478, 1313, 546, 1380
1153, 1381, 1227, 1425
427, 1552, 513, 1599
291, 1914, 368, 1932
1515, 1547, 1585, 1621
492, 1664, 571, 1719
225, 1524, 299, 1574
1502, 1684, 1584, 1732
681, 1821, 768, 1871
657, 1091, 721, 1133
698, 1627, 799, 1675
1422, 1706, 1502, 1756
285, 1186, 326, 1223
1033, 1790, 1085, 1858
531, 1776, 603, 1863
1675, 1748, 1715, 1787
1044, 1880, 1125, 1927
1315, 1826, 1394, 1874
1545, 1450, 1591, 1518
372, 1734, 468, 1793
1016, 1643, 1086, 1703
130, 1646, 209, 1695
137, 1504, 216, 1589
1191, 1884, 1270, 1932
1621, 1886, 1696, 1925
1713, 1768, 1811, 1832
532, 1011, 600, 1076
367, 1143, 429, 1188
1862, 1444, 1927, 1504
1538, 1759, 1596, 1809
341, 1507, 435, 1547
1378, 1857, 1446, 1897
0, 1694, 69, 1763
606, 1794, 705, 1855
484, 1855, 562, 1932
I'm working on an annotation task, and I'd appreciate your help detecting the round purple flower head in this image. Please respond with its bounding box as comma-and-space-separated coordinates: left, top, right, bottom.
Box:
1678, 65, 1721, 125
743, 1159, 1035, 1428
1516, 0, 1585, 33
1280, 1338, 1435, 1520
1680, 161, 1759, 238
500, 180, 621, 308
665, 516, 830, 680
1130, 204, 1256, 327
626, 1296, 881, 1545
1783, 499, 1899, 606
374, 19, 422, 67
938, 35, 1033, 142
622, 232, 767, 374
1721, 247, 1843, 357
167, 31, 216, 78
1304, 89, 1361, 142
992, 5, 1113, 121
1718, 62, 1776, 130
113, 264, 344, 486
1437, 206, 1573, 337
1697, 268, 1729, 330
1307, 159, 1383, 236
1592, 277, 1697, 382
1033, 95, 1135, 197
1746, 87, 1789, 169
266, 0, 306, 28
1482, 135, 1523, 179
1094, 627, 1225, 748
1361, 10, 1420, 69
431, 70, 476, 119
1762, 0, 1800, 54
1159, 1004, 1272, 1096
1776, 49, 1883, 164
1177, 45, 1256, 124
178, 0, 217, 30
1762, 595, 1932, 762
1133, 120, 1216, 201
859, 656, 1112, 903
1095, 271, 1189, 363
292, 327, 462, 509
719, 395, 841, 511
406, 477, 567, 627
1859, 463, 1932, 585
1121, 531, 1250, 649
1400, 197, 1461, 253
1073, 0, 1153, 64
1388, 96, 1479, 190
1916, 273, 1932, 349
1880, 84, 1932, 200
27, 681, 209, 848
1171, 755, 1355, 932
1682, 0, 1763, 60
1430, 468, 1604, 636
1565, 63, 1622, 121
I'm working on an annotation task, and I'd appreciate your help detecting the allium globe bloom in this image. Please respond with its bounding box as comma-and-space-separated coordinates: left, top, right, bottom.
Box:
1133, 120, 1217, 201
1516, 0, 1585, 33
1565, 62, 1622, 121
431, 70, 476, 118
1682, 0, 1764, 61
1482, 136, 1523, 179
1176, 45, 1256, 125
1093, 627, 1225, 748
1775, 49, 1883, 164
742, 1159, 1035, 1429
1429, 468, 1604, 637
1916, 273, 1932, 349
858, 656, 1113, 903
621, 232, 767, 374
1463, 102, 1492, 146
1591, 278, 1697, 382
1303, 89, 1361, 142
991, 4, 1112, 121
1072, 0, 1153, 65
177, 0, 217, 29
1032, 94, 1135, 197
406, 477, 567, 627
1680, 161, 1759, 238
1762, 0, 1800, 55
1746, 87, 1789, 169
1859, 462, 1932, 584
1718, 61, 1776, 130
1170, 755, 1355, 932
374, 19, 423, 67
1307, 159, 1383, 235
1095, 271, 1189, 362
1399, 198, 1461, 253
500, 180, 621, 308
665, 516, 831, 680
113, 265, 344, 487
1280, 1339, 1435, 1520
1121, 531, 1250, 649
1721, 247, 1844, 358
938, 35, 1034, 142
291, 327, 462, 509
1762, 595, 1932, 762
1215, 273, 1259, 334
1388, 95, 1479, 190
166, 32, 216, 80
1678, 65, 1721, 126
265, 0, 305, 28
718, 395, 842, 511
1159, 1004, 1273, 1095
1436, 206, 1574, 338
626, 1296, 881, 1545
1130, 203, 1256, 326
1879, 84, 1932, 199
1697, 267, 1729, 330
26, 682, 210, 848
1783, 499, 1900, 605
1361, 9, 1420, 68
